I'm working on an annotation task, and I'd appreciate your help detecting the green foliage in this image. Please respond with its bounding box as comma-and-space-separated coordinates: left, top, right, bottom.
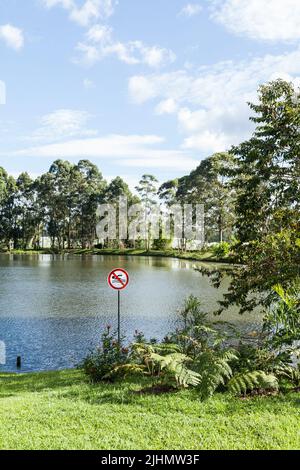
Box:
228, 371, 279, 396
0, 159, 144, 251
232, 79, 300, 243
203, 80, 300, 315
135, 174, 159, 251
195, 349, 238, 400
78, 293, 299, 399
233, 344, 282, 375
151, 237, 172, 251
275, 365, 300, 388
105, 340, 200, 389
212, 242, 231, 258
159, 152, 236, 243
167, 296, 241, 399
170, 295, 238, 358
103, 363, 147, 380
209, 226, 300, 315
263, 280, 300, 350
81, 326, 129, 382
149, 352, 201, 388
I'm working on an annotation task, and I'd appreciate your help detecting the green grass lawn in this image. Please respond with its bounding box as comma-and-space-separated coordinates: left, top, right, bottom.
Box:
79, 248, 223, 262
0, 370, 299, 450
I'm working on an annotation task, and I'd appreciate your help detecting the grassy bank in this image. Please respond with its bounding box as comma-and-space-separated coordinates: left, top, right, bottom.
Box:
1, 248, 229, 263
72, 248, 226, 262
0, 370, 299, 450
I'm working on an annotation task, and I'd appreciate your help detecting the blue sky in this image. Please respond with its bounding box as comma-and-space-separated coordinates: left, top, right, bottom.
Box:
1, 0, 300, 188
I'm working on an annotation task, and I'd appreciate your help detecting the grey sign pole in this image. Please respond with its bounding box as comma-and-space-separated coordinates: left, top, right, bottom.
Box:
118, 290, 121, 345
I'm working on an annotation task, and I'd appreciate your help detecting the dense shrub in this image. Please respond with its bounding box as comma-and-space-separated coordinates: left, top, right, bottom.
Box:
151, 238, 172, 251
80, 290, 299, 398
213, 241, 231, 258
81, 326, 130, 382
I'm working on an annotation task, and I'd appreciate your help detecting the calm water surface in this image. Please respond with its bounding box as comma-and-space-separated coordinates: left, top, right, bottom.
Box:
0, 254, 260, 372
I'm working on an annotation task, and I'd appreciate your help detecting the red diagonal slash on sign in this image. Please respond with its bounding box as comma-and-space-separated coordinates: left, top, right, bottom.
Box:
108, 268, 129, 290
112, 270, 125, 286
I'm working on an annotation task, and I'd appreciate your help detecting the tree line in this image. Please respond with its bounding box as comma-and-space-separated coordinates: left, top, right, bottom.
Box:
0, 79, 299, 267
0, 156, 236, 251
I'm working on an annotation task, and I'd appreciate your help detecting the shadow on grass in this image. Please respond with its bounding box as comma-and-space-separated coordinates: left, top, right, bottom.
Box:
216, 391, 300, 417
0, 369, 83, 398
1, 369, 299, 415
0, 369, 158, 406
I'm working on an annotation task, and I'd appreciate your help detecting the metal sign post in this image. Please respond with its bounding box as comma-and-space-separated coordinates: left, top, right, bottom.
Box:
118, 290, 121, 344
108, 268, 129, 344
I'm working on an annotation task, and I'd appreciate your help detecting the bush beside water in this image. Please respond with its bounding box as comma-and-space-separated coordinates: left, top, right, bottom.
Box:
81, 288, 300, 399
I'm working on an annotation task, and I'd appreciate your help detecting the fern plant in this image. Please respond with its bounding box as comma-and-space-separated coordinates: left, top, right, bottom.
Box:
194, 349, 238, 400
150, 352, 201, 388
131, 342, 181, 376
275, 364, 300, 388
228, 371, 279, 396
106, 342, 200, 389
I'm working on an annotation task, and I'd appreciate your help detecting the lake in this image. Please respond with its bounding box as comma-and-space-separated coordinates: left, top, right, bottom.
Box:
0, 254, 261, 372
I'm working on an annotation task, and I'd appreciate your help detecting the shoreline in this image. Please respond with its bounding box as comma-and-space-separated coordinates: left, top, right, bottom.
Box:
0, 248, 233, 264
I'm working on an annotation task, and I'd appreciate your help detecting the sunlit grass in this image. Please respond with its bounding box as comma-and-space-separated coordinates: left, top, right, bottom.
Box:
0, 370, 299, 450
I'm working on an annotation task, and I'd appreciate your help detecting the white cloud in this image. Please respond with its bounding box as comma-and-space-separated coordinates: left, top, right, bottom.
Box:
12, 134, 163, 157
179, 3, 203, 18
31, 109, 98, 141
155, 98, 178, 115
42, 0, 116, 26
75, 25, 176, 68
129, 47, 300, 153
43, 1, 175, 68
0, 24, 24, 51
86, 23, 112, 42
128, 76, 158, 103
71, 0, 115, 26
42, 0, 73, 8
8, 134, 198, 170
182, 131, 233, 154
129, 72, 191, 105
210, 0, 300, 42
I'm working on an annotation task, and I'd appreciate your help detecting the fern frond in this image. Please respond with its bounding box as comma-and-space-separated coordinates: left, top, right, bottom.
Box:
195, 349, 238, 399
194, 325, 218, 335
103, 363, 147, 380
149, 352, 200, 388
132, 343, 154, 355
172, 363, 201, 387
275, 365, 300, 387
148, 352, 188, 368
228, 371, 279, 396
154, 343, 182, 355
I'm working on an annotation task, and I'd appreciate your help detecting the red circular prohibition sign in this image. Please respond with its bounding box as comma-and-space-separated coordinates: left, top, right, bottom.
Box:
108, 268, 129, 291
